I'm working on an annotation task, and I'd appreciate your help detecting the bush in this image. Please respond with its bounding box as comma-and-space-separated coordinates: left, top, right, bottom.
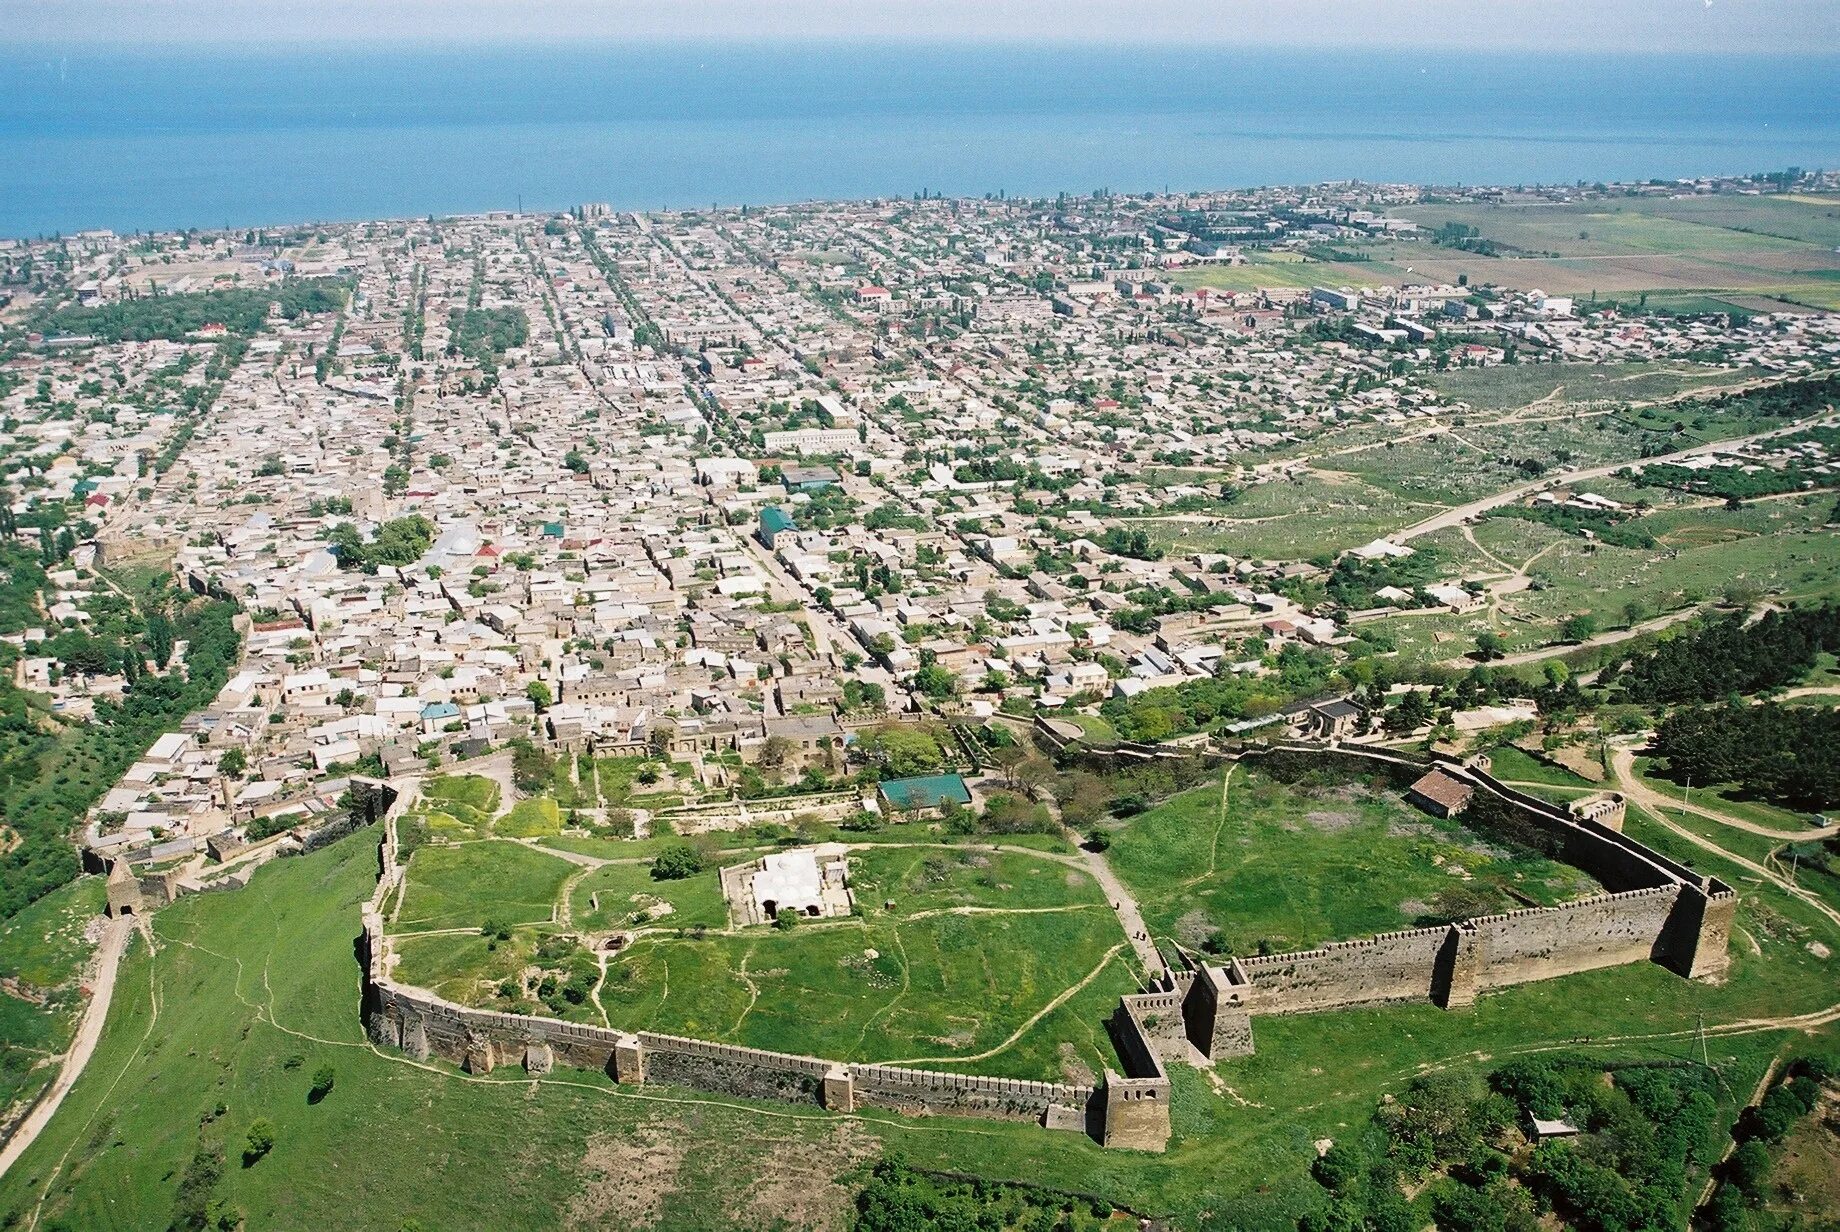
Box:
308, 1064, 336, 1104
650, 842, 706, 881
242, 1119, 275, 1167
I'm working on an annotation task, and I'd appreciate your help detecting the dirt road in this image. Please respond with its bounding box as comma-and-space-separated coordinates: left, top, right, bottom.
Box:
0, 916, 133, 1180
1393, 418, 1831, 543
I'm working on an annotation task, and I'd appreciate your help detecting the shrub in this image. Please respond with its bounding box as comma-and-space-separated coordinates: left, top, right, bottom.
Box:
650, 842, 705, 881
242, 1119, 276, 1167
308, 1064, 335, 1104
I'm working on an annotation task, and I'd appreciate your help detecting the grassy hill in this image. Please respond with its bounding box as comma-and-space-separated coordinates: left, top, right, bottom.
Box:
2, 807, 1835, 1230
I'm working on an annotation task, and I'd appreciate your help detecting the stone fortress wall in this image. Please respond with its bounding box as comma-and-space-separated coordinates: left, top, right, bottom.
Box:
355, 740, 1734, 1154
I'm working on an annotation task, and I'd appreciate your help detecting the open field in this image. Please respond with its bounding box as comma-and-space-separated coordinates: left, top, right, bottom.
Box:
4, 804, 1837, 1229
1429, 360, 1768, 413
599, 908, 1134, 1081
391, 841, 577, 933
1149, 470, 1443, 560
1374, 195, 1840, 308
1104, 768, 1601, 956
393, 834, 1133, 1082
1162, 252, 1407, 294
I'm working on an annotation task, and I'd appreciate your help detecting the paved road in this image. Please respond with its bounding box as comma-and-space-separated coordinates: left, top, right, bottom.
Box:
0, 916, 132, 1181
741, 536, 844, 667
1394, 418, 1832, 544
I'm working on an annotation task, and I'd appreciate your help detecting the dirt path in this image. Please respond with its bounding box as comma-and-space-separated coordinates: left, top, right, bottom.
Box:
1610, 745, 1821, 843
1608, 744, 1840, 933
0, 917, 133, 1182
877, 943, 1128, 1067
1456, 603, 1709, 670
1393, 417, 1834, 543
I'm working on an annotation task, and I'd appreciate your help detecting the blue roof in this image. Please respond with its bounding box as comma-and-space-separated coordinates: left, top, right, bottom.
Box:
421, 702, 460, 719
878, 773, 972, 810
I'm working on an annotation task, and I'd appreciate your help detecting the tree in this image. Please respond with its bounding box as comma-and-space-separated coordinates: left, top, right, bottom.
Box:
308, 1064, 335, 1104
242, 1119, 276, 1167
757, 734, 794, 769
508, 738, 554, 793
651, 842, 705, 881
145, 611, 176, 668
1559, 613, 1597, 643
1474, 631, 1506, 661
773, 907, 799, 931
525, 680, 552, 711
1387, 689, 1434, 733
217, 747, 246, 777
911, 664, 958, 699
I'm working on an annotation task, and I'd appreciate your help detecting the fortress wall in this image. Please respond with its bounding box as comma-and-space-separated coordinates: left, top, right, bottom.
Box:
361, 901, 1101, 1127
850, 1063, 1092, 1121
1472, 886, 1681, 988
1237, 926, 1450, 1013
1118, 991, 1190, 1062
639, 1033, 830, 1106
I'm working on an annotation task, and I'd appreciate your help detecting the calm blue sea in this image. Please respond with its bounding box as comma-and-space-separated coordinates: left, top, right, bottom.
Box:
2, 43, 1838, 237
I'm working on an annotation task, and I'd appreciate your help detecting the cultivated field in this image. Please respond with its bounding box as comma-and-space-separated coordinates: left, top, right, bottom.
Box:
1375, 195, 1840, 309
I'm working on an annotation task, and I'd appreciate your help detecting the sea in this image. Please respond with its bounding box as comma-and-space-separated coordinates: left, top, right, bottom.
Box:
3, 43, 1839, 238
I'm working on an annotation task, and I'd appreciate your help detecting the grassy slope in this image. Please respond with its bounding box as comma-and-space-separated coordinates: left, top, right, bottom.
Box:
6, 798, 1836, 1230
0, 877, 107, 1109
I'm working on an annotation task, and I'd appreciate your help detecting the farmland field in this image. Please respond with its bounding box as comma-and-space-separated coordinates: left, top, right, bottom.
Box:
1368, 195, 1840, 308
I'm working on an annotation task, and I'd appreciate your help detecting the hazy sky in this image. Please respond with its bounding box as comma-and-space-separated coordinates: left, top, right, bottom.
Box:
12, 0, 1840, 53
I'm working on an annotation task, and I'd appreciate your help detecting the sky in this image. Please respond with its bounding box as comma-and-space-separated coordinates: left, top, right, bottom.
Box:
11, 0, 1840, 53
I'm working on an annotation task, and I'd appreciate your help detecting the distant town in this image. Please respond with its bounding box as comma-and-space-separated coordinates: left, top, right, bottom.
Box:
2, 169, 1838, 1230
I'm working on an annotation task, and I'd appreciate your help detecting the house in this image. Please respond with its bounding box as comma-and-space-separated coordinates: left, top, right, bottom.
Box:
1285, 698, 1365, 741
758, 506, 796, 549
1408, 768, 1475, 818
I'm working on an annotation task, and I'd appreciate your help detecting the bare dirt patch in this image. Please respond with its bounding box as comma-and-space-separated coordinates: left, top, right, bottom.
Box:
568, 1119, 690, 1230
723, 1120, 880, 1232
1304, 809, 1360, 832
1174, 909, 1217, 948
1058, 1041, 1097, 1087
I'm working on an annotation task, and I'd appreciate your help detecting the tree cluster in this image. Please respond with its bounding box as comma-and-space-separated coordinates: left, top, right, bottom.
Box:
1609, 604, 1840, 703
1651, 702, 1839, 811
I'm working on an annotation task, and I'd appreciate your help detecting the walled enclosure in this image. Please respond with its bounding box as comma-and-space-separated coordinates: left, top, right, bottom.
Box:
356, 742, 1732, 1155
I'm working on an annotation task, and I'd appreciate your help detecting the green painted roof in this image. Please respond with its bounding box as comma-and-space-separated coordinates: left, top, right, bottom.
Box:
759, 507, 795, 534
878, 773, 972, 810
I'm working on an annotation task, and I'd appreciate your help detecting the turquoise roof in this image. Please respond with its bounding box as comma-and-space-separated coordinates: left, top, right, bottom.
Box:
878, 773, 972, 810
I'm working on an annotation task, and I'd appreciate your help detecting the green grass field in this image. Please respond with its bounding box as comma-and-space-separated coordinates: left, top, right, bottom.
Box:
1105, 767, 1601, 956
396, 834, 1132, 1082
1150, 470, 1443, 560
391, 841, 576, 933
570, 861, 730, 932
600, 907, 1133, 1080
1428, 361, 1764, 413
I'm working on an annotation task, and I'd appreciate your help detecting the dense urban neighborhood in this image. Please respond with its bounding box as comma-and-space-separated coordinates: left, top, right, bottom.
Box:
2, 173, 1839, 1230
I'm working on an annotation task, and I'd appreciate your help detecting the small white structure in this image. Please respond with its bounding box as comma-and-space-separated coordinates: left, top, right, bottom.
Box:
723, 845, 854, 926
